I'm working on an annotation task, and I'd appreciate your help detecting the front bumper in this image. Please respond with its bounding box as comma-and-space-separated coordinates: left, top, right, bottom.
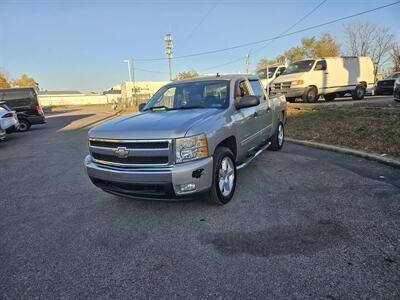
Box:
84, 155, 213, 200
270, 87, 305, 98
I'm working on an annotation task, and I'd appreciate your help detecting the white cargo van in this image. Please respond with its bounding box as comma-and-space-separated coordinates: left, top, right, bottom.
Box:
270, 56, 374, 102
257, 65, 286, 91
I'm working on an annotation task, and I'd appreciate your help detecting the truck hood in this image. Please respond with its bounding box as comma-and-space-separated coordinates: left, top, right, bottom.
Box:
89, 108, 222, 140
273, 72, 307, 83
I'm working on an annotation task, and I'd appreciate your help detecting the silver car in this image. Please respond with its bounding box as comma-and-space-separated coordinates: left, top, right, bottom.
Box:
85, 75, 287, 205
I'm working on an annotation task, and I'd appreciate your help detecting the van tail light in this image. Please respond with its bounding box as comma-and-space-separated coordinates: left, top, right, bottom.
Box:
2, 112, 13, 118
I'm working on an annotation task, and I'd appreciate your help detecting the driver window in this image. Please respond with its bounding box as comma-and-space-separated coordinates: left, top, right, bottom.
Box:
314, 60, 327, 71
235, 80, 250, 101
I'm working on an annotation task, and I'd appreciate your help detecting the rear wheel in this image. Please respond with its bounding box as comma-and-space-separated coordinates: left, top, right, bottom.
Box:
270, 122, 284, 151
302, 86, 318, 103
324, 93, 336, 101
352, 85, 366, 100
18, 119, 31, 132
208, 147, 237, 205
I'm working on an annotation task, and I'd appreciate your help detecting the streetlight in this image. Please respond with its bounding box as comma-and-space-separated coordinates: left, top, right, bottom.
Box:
123, 59, 132, 82
165, 33, 173, 81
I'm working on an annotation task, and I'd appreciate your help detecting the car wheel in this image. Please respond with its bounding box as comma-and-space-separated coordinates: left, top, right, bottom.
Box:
324, 93, 336, 101
302, 86, 318, 103
208, 147, 237, 205
352, 85, 366, 100
270, 121, 284, 151
18, 119, 31, 132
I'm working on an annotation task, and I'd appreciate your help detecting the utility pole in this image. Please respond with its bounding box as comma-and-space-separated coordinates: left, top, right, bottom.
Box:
123, 59, 132, 82
245, 53, 251, 74
165, 33, 173, 81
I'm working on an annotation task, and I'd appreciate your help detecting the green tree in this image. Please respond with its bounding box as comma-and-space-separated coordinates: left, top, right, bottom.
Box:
391, 43, 400, 72
174, 71, 199, 81
0, 72, 11, 88
12, 74, 36, 87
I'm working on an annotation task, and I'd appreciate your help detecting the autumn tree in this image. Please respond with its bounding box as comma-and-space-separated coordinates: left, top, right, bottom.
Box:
344, 22, 394, 77
174, 71, 199, 81
12, 74, 36, 87
0, 72, 11, 88
257, 33, 340, 70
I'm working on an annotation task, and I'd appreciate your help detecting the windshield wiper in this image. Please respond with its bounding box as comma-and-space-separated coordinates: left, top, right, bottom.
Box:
144, 105, 171, 111
178, 106, 205, 109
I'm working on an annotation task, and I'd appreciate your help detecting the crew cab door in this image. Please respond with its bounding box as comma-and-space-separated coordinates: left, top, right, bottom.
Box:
248, 79, 273, 139
233, 80, 262, 152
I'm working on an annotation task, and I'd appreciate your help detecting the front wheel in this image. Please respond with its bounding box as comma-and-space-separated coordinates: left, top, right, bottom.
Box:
302, 86, 318, 103
270, 122, 284, 151
352, 85, 366, 100
324, 93, 336, 101
208, 147, 237, 205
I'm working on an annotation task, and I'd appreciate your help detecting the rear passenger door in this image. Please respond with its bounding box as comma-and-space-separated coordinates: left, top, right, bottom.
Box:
248, 79, 273, 138
234, 80, 262, 152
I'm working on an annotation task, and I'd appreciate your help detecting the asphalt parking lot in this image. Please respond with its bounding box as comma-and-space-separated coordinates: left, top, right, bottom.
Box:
1, 103, 399, 299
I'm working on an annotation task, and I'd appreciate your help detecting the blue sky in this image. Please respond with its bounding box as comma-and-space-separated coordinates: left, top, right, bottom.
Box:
0, 0, 398, 91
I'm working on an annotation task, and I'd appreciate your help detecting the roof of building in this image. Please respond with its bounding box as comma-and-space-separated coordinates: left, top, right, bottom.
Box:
38, 90, 81, 95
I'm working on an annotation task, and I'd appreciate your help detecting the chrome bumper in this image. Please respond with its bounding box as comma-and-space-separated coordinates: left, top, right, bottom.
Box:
84, 155, 213, 200
270, 87, 305, 98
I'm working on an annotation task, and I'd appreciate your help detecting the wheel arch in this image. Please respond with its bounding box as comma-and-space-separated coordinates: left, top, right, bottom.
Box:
215, 136, 237, 161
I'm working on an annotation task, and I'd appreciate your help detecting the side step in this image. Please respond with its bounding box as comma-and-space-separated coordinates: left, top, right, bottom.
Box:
237, 141, 271, 170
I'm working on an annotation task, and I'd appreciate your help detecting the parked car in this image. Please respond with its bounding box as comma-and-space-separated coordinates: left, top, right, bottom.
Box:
257, 65, 286, 91
270, 56, 375, 102
0, 103, 19, 134
84, 75, 287, 205
394, 77, 400, 102
0, 87, 46, 132
375, 72, 400, 95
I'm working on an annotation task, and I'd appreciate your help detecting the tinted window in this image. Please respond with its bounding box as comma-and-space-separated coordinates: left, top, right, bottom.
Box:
249, 80, 265, 100
314, 60, 327, 71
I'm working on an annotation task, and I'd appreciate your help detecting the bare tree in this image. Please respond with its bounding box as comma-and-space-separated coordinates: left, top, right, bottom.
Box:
344, 22, 394, 78
392, 43, 400, 72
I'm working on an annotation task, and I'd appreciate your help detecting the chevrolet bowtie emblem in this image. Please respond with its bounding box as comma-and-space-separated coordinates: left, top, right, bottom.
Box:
114, 147, 129, 158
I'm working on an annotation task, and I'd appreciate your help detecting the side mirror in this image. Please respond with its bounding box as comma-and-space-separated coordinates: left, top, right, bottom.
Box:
235, 95, 260, 109
138, 103, 146, 111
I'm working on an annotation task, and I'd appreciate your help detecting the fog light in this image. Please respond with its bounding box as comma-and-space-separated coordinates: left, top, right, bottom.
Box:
178, 183, 196, 192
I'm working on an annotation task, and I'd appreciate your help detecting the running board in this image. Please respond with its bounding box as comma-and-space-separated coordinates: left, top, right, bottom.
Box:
237, 141, 271, 170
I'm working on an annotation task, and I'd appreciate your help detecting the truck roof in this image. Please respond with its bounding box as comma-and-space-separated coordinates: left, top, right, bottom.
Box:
169, 74, 260, 85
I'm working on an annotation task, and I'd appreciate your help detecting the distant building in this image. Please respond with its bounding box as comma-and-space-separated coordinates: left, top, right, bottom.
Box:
120, 81, 168, 99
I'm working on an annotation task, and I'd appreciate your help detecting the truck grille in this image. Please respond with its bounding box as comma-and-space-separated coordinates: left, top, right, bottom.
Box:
89, 138, 172, 167
274, 82, 291, 90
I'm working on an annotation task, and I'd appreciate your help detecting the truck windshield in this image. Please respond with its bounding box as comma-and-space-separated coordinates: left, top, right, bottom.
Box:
143, 80, 229, 110
282, 60, 315, 75
257, 67, 277, 79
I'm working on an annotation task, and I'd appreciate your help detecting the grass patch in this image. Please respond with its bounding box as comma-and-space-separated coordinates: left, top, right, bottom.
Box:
286, 106, 400, 158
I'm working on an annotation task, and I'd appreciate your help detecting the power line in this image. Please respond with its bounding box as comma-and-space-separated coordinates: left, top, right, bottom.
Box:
198, 0, 328, 72
134, 1, 400, 62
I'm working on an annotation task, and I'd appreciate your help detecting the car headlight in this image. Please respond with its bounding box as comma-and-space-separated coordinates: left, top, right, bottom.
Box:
175, 134, 208, 163
291, 80, 304, 86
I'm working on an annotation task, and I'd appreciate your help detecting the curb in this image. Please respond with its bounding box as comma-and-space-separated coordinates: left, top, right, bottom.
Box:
286, 138, 400, 169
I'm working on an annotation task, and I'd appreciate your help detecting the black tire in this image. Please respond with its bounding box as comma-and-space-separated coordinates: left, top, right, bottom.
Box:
302, 86, 318, 103
18, 119, 31, 132
352, 85, 366, 100
324, 93, 336, 101
286, 97, 296, 103
208, 147, 237, 205
270, 121, 284, 151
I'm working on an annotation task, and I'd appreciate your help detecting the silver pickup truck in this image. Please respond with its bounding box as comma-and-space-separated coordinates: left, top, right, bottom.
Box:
84, 75, 287, 205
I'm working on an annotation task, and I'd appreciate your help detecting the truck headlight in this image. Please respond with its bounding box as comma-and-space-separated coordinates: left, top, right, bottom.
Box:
291, 80, 304, 86
175, 134, 208, 163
